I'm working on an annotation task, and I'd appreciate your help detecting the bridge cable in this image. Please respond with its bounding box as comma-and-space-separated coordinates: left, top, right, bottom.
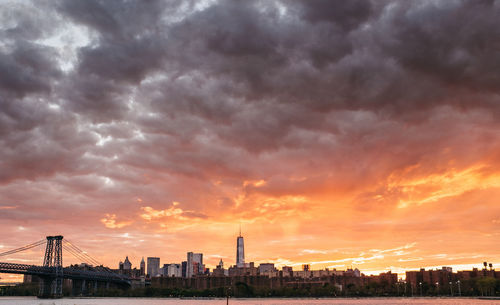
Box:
63, 240, 102, 266
64, 246, 120, 278
63, 240, 118, 276
64, 240, 129, 280
63, 245, 100, 267
0, 240, 46, 257
65, 245, 99, 266
63, 246, 92, 265
63, 247, 120, 279
64, 241, 111, 271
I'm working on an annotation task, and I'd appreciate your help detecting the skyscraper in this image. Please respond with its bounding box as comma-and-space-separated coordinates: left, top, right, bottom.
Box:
236, 228, 245, 268
186, 252, 203, 277
181, 261, 187, 278
147, 257, 160, 277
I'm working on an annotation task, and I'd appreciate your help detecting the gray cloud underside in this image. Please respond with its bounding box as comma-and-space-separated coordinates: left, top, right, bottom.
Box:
1, 0, 499, 220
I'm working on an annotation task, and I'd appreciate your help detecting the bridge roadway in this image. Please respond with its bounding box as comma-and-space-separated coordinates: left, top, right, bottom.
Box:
0, 261, 131, 286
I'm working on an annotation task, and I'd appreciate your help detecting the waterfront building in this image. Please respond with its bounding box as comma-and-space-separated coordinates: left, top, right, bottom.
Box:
123, 256, 132, 270
406, 267, 453, 289
147, 257, 160, 277
181, 261, 187, 278
163, 263, 182, 277
259, 263, 279, 277
213, 259, 226, 276
345, 268, 361, 277
258, 263, 277, 275
282, 266, 293, 277
228, 262, 257, 276
140, 257, 145, 276
186, 252, 203, 277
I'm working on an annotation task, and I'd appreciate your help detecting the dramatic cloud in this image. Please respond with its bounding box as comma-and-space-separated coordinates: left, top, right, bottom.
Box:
1, 0, 499, 279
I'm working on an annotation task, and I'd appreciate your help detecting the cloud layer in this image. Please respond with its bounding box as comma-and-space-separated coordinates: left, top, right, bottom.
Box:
1, 0, 499, 277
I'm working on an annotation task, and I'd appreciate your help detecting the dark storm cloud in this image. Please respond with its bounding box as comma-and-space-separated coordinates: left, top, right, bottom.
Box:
375, 0, 500, 109
381, 1, 500, 88
55, 0, 177, 121
1, 0, 500, 225
296, 0, 373, 29
41, 0, 500, 128
163, 0, 360, 105
0, 40, 60, 97
60, 0, 170, 84
162, 0, 500, 117
0, 111, 98, 183
57, 0, 170, 39
0, 2, 61, 98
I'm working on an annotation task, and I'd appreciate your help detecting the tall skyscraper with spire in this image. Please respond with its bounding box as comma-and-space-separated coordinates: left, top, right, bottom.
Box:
236, 225, 245, 267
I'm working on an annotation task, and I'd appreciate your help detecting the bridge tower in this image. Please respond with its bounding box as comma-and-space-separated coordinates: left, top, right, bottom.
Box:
38, 235, 63, 298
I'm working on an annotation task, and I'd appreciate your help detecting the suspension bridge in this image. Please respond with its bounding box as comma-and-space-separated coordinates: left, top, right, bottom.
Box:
0, 235, 130, 298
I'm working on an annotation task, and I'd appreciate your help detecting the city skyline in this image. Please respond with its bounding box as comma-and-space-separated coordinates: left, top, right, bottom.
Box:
1, 0, 500, 284
13, 234, 498, 298
111, 231, 498, 281
3, 229, 497, 282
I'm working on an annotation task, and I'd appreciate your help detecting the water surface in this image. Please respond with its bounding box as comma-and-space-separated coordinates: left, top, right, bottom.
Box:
0, 297, 499, 305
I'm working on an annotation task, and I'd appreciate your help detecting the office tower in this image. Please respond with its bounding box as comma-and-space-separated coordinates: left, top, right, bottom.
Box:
165, 263, 181, 277
192, 262, 199, 276
181, 261, 187, 278
194, 253, 203, 274
236, 229, 245, 267
186, 252, 203, 277
140, 257, 145, 276
147, 257, 160, 277
187, 253, 193, 277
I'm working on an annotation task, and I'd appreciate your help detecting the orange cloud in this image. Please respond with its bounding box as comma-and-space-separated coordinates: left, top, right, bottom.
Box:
386, 164, 500, 208
100, 214, 133, 229
140, 204, 184, 221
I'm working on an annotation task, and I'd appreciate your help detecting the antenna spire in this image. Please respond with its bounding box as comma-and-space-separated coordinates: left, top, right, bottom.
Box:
239, 223, 241, 237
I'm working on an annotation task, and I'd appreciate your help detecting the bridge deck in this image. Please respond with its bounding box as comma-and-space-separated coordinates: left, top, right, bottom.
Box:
0, 262, 130, 285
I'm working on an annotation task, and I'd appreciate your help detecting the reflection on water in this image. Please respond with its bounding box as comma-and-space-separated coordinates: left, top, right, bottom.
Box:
0, 297, 499, 305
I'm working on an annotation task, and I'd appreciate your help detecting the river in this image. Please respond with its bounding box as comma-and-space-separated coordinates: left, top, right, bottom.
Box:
0, 297, 499, 305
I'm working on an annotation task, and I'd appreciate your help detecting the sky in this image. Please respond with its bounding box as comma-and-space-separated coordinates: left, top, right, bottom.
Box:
1, 0, 500, 282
